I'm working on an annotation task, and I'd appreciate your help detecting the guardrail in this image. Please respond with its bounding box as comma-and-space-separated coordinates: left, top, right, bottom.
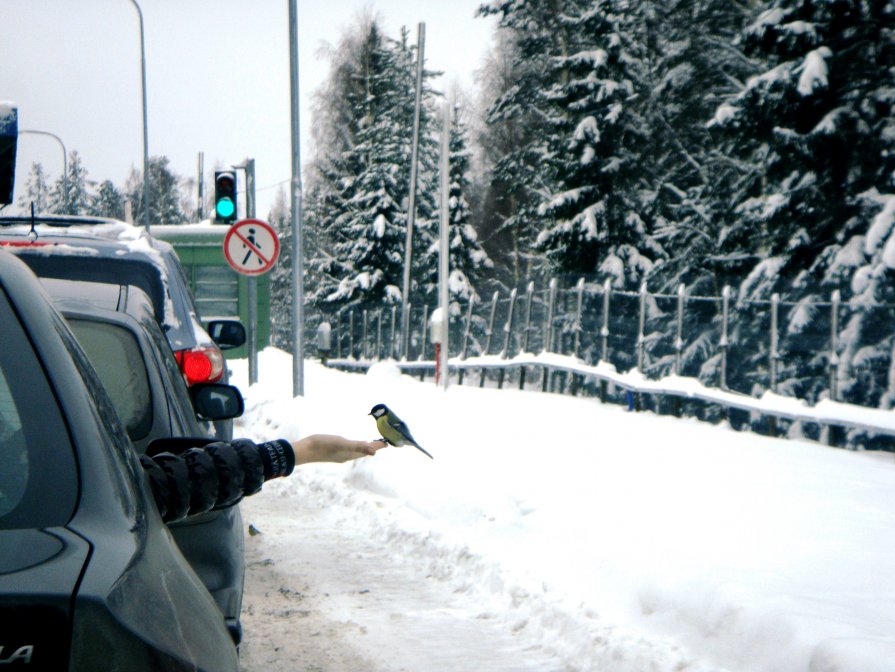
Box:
325, 351, 895, 443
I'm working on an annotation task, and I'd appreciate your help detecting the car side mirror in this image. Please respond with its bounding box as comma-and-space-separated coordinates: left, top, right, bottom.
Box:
189, 383, 244, 421
207, 319, 246, 350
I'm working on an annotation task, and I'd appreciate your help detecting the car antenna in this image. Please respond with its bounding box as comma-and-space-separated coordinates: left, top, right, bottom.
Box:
28, 202, 38, 241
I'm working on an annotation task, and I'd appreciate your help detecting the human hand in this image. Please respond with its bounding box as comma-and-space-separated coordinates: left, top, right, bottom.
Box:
291, 434, 387, 466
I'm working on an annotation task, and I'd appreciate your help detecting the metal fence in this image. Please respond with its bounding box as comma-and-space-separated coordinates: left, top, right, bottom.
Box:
317, 279, 895, 450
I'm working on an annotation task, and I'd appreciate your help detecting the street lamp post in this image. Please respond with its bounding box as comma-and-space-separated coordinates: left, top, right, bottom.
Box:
288, 0, 304, 396
18, 129, 67, 210
127, 0, 150, 231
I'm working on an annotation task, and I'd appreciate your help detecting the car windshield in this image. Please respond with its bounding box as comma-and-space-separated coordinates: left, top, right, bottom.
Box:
67, 319, 153, 441
0, 289, 77, 529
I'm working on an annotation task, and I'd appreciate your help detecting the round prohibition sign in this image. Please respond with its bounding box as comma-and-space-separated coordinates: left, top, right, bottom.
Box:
224, 218, 280, 276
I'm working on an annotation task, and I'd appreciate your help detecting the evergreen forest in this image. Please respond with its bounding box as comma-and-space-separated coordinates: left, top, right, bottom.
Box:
14, 0, 895, 440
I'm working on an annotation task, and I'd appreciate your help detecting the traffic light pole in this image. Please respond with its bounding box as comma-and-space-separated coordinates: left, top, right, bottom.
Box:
229, 158, 260, 385
244, 159, 258, 386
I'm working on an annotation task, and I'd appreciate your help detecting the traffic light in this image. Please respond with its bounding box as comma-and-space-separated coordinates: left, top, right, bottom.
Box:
214, 170, 237, 223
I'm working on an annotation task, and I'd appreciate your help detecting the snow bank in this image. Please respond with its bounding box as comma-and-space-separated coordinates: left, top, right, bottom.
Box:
232, 349, 895, 672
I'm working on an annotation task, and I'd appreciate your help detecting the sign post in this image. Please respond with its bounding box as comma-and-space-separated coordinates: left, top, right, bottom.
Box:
224, 217, 280, 385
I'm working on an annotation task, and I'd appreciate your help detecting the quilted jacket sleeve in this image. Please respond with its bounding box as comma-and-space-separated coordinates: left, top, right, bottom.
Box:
139, 438, 295, 523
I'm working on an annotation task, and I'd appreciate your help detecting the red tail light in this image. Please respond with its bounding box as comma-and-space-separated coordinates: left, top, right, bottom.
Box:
174, 346, 225, 386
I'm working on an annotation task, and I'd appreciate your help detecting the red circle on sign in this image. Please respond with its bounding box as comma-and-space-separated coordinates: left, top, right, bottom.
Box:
223, 218, 280, 276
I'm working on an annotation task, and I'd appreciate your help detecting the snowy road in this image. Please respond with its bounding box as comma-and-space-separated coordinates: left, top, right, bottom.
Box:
237, 476, 570, 672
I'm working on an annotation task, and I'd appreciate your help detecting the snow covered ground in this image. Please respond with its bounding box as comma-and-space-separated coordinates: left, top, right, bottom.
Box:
232, 348, 895, 672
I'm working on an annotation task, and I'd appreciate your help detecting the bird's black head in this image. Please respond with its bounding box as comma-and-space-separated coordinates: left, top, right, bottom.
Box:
369, 403, 388, 418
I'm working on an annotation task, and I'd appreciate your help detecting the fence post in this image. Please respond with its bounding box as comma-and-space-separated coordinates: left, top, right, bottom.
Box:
498, 288, 518, 390
599, 278, 611, 402
405, 303, 413, 359
720, 286, 730, 390
637, 282, 647, 371
375, 309, 383, 361
480, 290, 500, 388
403, 303, 412, 361
769, 293, 779, 393
458, 295, 475, 385
570, 277, 585, 396
673, 283, 686, 416
348, 310, 355, 359
362, 310, 370, 360
829, 289, 840, 402
675, 284, 686, 376
335, 310, 343, 359
390, 305, 398, 359
572, 278, 585, 358
767, 293, 780, 436
419, 304, 429, 381
825, 289, 841, 446
519, 281, 535, 390
542, 279, 558, 391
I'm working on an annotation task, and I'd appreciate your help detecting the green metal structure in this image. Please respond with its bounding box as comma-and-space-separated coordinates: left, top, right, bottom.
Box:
152, 223, 270, 359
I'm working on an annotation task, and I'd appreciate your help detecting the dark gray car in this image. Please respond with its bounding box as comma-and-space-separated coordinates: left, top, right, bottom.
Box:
0, 249, 240, 671
41, 277, 248, 644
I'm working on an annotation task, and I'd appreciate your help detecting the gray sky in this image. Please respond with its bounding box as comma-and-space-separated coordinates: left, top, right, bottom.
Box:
0, 0, 495, 218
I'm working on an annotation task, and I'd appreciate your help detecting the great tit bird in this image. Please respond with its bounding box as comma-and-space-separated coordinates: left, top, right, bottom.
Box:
369, 403, 434, 459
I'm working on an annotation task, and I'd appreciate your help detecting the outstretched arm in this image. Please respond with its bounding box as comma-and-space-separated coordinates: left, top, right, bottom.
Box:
292, 434, 386, 465
141, 434, 387, 523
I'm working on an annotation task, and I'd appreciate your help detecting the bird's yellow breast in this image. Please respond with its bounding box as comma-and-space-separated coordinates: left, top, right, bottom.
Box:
376, 415, 405, 446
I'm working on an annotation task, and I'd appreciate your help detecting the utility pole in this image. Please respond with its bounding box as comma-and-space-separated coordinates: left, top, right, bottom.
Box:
401, 22, 425, 360
288, 0, 305, 396
438, 101, 450, 390
127, 0, 150, 232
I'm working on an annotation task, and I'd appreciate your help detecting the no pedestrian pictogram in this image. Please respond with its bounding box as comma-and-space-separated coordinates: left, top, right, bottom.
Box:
224, 218, 280, 276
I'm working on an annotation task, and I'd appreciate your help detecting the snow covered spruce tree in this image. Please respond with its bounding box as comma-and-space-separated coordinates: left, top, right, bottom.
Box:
425, 101, 492, 305
17, 162, 51, 213
710, 0, 895, 416
632, 0, 761, 385
305, 15, 439, 318
644, 0, 761, 297
88, 180, 126, 220
532, 0, 664, 290
51, 150, 91, 215
480, 0, 669, 371
475, 5, 557, 287
267, 187, 294, 350
125, 156, 188, 224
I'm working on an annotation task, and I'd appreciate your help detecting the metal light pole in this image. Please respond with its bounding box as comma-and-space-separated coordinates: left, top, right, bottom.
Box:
18, 130, 67, 210
288, 0, 305, 396
127, 0, 150, 231
401, 23, 426, 360
437, 101, 450, 391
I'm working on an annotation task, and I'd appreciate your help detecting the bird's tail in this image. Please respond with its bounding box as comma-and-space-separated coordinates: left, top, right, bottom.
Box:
411, 442, 434, 460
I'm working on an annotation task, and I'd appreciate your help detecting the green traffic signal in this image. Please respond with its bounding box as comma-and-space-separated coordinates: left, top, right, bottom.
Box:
214, 170, 238, 223
215, 197, 235, 219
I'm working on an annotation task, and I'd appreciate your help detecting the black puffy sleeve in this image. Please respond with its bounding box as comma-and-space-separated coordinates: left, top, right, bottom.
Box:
139, 438, 295, 523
